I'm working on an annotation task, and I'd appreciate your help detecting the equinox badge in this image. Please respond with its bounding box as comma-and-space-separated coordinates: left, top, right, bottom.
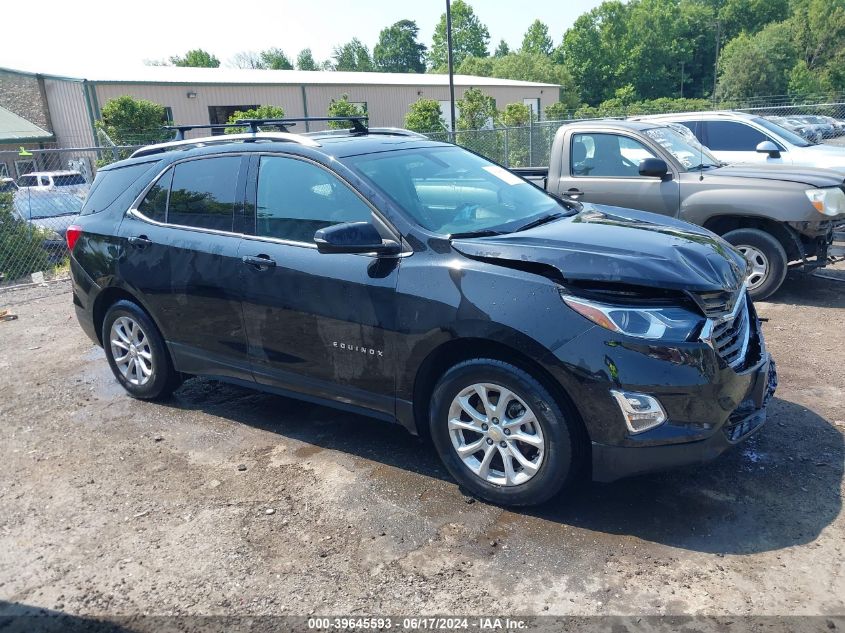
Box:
333, 341, 384, 357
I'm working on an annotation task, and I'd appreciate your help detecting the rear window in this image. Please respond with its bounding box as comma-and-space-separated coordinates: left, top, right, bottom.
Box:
80, 162, 156, 216
53, 174, 87, 186
17, 175, 38, 187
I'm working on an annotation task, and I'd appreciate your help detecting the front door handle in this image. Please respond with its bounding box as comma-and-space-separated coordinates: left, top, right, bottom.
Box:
127, 235, 152, 248
242, 254, 277, 270
565, 188, 584, 199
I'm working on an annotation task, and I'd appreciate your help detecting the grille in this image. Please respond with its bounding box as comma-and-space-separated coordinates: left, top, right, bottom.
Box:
695, 289, 735, 317
711, 293, 751, 369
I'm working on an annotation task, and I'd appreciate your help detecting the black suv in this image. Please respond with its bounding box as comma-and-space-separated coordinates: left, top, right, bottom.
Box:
68, 118, 776, 506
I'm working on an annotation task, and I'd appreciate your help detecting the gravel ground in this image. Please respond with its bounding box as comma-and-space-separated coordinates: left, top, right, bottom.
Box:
0, 264, 843, 625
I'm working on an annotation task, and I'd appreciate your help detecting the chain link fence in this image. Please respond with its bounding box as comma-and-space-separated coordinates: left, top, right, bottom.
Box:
0, 145, 140, 288
2, 96, 845, 289
426, 96, 845, 167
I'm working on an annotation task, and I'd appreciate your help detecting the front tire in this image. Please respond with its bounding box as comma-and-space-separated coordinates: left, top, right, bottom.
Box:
723, 228, 788, 300
429, 359, 578, 506
102, 300, 179, 400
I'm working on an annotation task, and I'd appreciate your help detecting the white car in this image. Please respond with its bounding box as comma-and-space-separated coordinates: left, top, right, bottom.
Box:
631, 111, 845, 171
17, 170, 89, 198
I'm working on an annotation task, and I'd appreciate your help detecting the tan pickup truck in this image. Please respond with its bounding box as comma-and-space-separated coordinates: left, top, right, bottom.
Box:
514, 119, 845, 299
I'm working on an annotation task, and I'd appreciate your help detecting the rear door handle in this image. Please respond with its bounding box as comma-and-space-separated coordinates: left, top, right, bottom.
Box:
127, 235, 152, 248
565, 188, 584, 199
242, 254, 277, 269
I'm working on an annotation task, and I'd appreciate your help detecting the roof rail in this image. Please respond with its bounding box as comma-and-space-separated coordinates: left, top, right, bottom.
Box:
129, 132, 320, 159
235, 116, 369, 135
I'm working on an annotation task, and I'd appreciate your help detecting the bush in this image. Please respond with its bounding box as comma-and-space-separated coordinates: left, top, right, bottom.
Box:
225, 105, 286, 134
0, 192, 52, 283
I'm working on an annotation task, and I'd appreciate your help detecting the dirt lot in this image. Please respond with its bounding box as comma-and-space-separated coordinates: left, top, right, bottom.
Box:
0, 264, 843, 625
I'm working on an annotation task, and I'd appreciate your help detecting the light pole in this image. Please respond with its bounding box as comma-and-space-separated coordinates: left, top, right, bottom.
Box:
713, 19, 721, 101
679, 61, 685, 98
446, 0, 457, 142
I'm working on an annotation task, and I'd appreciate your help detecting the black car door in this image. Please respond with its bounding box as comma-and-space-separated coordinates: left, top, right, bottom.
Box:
118, 154, 253, 380
238, 153, 400, 418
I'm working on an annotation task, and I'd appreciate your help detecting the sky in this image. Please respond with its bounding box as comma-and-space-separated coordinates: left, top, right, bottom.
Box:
0, 0, 605, 75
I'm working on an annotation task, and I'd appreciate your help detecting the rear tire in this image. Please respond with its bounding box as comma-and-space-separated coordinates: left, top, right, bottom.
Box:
429, 358, 579, 506
723, 228, 788, 300
102, 300, 180, 400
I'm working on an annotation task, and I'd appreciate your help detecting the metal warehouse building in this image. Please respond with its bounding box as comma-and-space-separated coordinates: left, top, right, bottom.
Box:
0, 65, 560, 157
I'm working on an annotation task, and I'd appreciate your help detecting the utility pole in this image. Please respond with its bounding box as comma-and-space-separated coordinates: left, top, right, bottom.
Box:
446, 0, 457, 142
680, 61, 685, 98
713, 19, 721, 102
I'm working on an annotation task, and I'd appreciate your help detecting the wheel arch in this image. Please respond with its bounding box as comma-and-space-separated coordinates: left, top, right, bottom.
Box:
411, 337, 591, 465
92, 285, 164, 346
702, 215, 802, 262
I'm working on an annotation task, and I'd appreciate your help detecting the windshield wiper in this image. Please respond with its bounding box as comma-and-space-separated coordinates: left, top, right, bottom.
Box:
448, 229, 505, 239
514, 212, 566, 232
688, 163, 718, 171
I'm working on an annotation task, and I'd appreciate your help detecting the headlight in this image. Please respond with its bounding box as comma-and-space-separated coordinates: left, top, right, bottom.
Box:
561, 294, 704, 342
805, 187, 845, 216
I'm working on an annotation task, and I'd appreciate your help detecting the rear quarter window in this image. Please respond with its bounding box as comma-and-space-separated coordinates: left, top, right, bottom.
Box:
80, 162, 159, 216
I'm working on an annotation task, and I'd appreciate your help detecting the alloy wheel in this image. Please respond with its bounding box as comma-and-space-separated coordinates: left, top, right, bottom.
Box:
447, 383, 545, 486
737, 244, 769, 291
110, 316, 154, 386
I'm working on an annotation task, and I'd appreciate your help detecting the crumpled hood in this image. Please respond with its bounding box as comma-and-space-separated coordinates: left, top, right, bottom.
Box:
712, 163, 844, 187
451, 204, 748, 293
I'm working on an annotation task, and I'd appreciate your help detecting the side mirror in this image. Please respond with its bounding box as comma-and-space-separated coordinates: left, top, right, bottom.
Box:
756, 140, 781, 158
314, 221, 400, 256
639, 158, 669, 179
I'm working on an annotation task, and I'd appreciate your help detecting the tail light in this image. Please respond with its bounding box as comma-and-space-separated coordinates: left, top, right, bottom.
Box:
66, 225, 83, 251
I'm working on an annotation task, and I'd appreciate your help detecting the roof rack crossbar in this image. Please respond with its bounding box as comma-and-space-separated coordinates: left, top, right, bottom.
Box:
235, 116, 369, 135
163, 124, 231, 141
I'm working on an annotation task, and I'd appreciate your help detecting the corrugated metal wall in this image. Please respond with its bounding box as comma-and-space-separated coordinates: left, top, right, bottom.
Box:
43, 78, 95, 147
92, 81, 555, 135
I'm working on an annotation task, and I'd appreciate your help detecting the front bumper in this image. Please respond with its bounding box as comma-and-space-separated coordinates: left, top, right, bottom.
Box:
546, 301, 777, 482
592, 356, 777, 482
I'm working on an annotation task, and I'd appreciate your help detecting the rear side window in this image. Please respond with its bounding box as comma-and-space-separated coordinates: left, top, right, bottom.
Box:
704, 121, 768, 151
137, 169, 172, 223
167, 157, 241, 231
81, 162, 155, 215
54, 174, 86, 186
255, 156, 372, 243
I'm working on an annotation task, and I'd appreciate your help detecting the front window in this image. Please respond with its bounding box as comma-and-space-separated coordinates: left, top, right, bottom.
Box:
643, 126, 720, 169
345, 146, 565, 236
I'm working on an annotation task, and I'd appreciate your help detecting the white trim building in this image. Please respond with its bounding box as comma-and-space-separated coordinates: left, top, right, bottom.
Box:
0, 66, 561, 148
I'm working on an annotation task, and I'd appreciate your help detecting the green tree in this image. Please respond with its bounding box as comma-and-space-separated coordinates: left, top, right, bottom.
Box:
373, 20, 426, 73
790, 0, 845, 93
718, 0, 790, 42
521, 20, 553, 56
430, 0, 490, 70
544, 101, 571, 120
169, 49, 220, 68
493, 39, 510, 58
717, 22, 796, 100
456, 87, 497, 130
457, 52, 579, 109
332, 38, 373, 71
297, 48, 320, 71
260, 48, 294, 70
404, 99, 446, 133
96, 95, 168, 146
327, 95, 366, 129
501, 102, 533, 126
224, 105, 286, 134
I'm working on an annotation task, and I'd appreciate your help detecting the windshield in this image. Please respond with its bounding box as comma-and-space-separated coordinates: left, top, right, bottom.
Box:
643, 126, 720, 169
15, 192, 83, 219
345, 146, 567, 236
17, 175, 38, 187
754, 117, 812, 147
